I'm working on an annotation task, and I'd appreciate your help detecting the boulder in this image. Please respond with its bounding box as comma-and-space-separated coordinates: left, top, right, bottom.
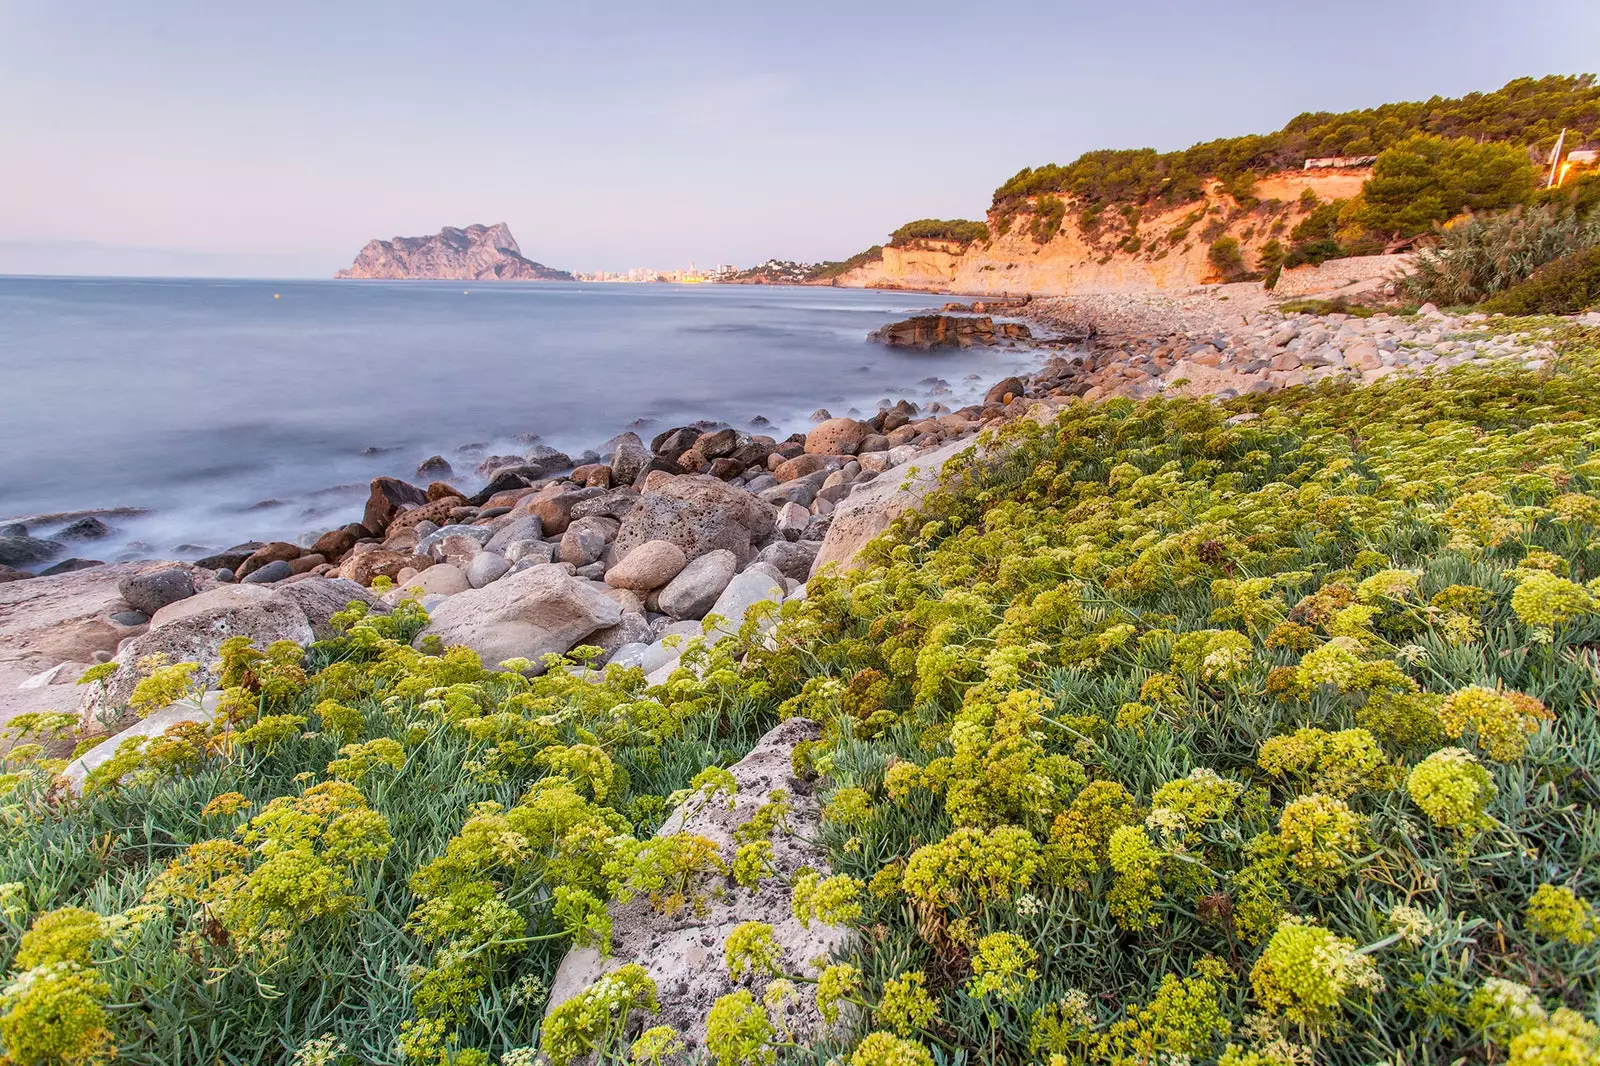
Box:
608, 432, 652, 486
586, 611, 656, 657
605, 540, 688, 591
337, 549, 432, 586
118, 567, 196, 616
386, 496, 463, 535
416, 524, 495, 560
558, 525, 607, 568
55, 517, 112, 540
82, 584, 314, 725
704, 568, 785, 644
984, 375, 1027, 405
804, 418, 873, 456
310, 526, 361, 561
772, 453, 830, 482
811, 435, 983, 577
695, 428, 743, 459
273, 577, 389, 639
194, 542, 263, 572
413, 565, 622, 671
61, 691, 224, 794
521, 445, 573, 479
609, 476, 776, 567
236, 541, 301, 580
655, 549, 738, 620
525, 487, 606, 536
775, 501, 811, 541
416, 455, 453, 479
484, 515, 545, 554
241, 559, 293, 584
754, 540, 819, 582
867, 314, 1030, 348
386, 563, 469, 600
465, 551, 512, 588
362, 477, 430, 535
505, 540, 556, 566
0, 535, 65, 568
542, 719, 848, 1058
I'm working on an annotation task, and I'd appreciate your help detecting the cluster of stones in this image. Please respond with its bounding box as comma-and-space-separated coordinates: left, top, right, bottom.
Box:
126, 398, 1016, 681
1025, 302, 1579, 403
0, 516, 121, 583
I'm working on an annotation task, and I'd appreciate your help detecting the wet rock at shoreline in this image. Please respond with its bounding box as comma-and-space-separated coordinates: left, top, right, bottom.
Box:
118, 567, 198, 615
0, 535, 66, 568
363, 477, 430, 535
415, 454, 453, 479
55, 517, 112, 541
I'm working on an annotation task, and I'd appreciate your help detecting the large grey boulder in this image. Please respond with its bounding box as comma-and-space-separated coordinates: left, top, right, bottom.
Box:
704, 568, 785, 644
117, 567, 196, 616
275, 577, 388, 638
604, 540, 687, 591
810, 435, 983, 577
465, 551, 512, 589
608, 431, 651, 486
60, 690, 223, 795
610, 475, 776, 567
754, 540, 818, 582
543, 718, 849, 1057
81, 584, 315, 726
413, 564, 621, 670
484, 515, 544, 554
655, 549, 738, 620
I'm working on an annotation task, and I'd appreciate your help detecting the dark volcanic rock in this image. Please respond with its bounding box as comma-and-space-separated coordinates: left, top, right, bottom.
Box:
363, 477, 430, 534
195, 543, 263, 571
40, 558, 102, 575
119, 567, 197, 615
0, 535, 66, 568
55, 517, 112, 540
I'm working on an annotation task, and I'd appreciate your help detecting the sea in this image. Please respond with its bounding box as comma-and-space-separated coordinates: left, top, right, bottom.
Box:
0, 277, 1047, 563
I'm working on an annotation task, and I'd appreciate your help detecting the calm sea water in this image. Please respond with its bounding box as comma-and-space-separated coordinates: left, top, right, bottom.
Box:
0, 277, 1044, 561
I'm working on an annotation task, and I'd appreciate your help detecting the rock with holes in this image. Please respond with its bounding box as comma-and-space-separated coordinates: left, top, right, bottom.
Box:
542, 718, 850, 1056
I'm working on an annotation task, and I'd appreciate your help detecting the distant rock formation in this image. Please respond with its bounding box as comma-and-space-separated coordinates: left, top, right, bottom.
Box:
868, 314, 1031, 349
335, 223, 572, 281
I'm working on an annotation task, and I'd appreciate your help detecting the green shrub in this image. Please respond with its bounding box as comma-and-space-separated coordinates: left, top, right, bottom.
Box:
1207, 236, 1247, 280
1029, 196, 1066, 244
1481, 245, 1600, 313
1401, 205, 1600, 305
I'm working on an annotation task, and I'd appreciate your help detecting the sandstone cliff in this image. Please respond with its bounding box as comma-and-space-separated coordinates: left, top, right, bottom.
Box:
335, 223, 572, 281
829, 168, 1371, 295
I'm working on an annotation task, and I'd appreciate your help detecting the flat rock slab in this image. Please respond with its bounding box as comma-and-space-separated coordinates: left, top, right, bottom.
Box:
543, 718, 850, 1056
0, 561, 215, 729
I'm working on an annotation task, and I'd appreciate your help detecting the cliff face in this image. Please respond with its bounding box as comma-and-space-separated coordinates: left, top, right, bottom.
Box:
335, 223, 572, 281
830, 168, 1371, 295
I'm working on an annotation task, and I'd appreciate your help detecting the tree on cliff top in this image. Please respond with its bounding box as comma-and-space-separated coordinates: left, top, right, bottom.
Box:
888, 219, 990, 246
1351, 134, 1536, 239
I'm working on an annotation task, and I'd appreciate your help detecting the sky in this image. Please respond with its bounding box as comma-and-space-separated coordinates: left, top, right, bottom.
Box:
2, 1, 1597, 277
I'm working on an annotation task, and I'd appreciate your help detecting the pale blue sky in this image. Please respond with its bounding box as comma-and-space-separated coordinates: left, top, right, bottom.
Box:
2, 1, 1595, 276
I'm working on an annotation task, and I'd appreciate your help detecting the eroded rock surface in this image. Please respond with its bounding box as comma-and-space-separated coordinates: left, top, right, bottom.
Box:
544, 718, 850, 1056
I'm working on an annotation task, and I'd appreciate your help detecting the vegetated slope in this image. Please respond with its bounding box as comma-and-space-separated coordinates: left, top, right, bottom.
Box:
828, 75, 1600, 295
5, 324, 1600, 1065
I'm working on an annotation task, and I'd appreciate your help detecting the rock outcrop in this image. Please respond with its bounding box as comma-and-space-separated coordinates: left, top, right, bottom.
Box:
543, 718, 851, 1056
867, 314, 1030, 348
335, 223, 572, 281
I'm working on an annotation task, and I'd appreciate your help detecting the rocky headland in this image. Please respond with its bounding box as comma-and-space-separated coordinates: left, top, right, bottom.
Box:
335, 222, 572, 281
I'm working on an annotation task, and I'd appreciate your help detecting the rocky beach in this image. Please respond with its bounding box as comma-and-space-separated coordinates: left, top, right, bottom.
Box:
5, 285, 1593, 747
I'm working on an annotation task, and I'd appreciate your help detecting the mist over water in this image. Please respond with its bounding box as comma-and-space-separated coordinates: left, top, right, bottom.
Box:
0, 277, 1045, 562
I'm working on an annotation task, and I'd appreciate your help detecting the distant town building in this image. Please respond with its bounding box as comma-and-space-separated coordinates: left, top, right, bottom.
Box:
1304, 155, 1378, 170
